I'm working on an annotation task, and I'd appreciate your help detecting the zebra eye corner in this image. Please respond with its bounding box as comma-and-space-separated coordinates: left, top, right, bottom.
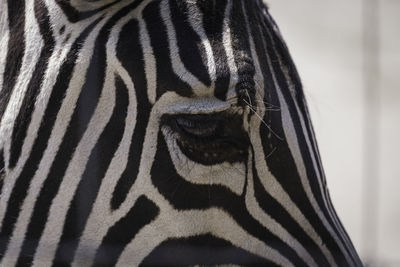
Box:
162, 113, 250, 165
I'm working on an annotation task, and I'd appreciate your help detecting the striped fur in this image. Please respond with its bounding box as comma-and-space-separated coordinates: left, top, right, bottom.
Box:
0, 0, 362, 266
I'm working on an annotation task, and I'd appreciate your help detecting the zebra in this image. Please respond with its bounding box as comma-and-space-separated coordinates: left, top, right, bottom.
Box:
0, 0, 362, 266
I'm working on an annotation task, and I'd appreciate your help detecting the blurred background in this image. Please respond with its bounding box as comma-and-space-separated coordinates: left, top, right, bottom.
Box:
267, 1, 400, 266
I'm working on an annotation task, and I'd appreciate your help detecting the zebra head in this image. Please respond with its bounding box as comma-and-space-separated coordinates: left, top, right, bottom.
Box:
0, 0, 362, 266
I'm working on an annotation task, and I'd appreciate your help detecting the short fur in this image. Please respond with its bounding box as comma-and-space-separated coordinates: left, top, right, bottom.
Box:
0, 0, 362, 266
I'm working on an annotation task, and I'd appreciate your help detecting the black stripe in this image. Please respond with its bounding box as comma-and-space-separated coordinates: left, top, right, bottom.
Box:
251, 149, 329, 266
230, 1, 256, 108
258, 7, 336, 230
266, 9, 359, 263
196, 0, 230, 100
267, 12, 354, 256
265, 11, 329, 204
55, 0, 120, 22
141, 234, 274, 266
0, 0, 25, 122
0, 150, 4, 195
16, 2, 145, 265
92, 195, 159, 266
9, 0, 55, 169
143, 0, 192, 99
151, 132, 306, 265
256, 9, 348, 265
243, 3, 329, 265
16, 18, 105, 263
9, 18, 102, 267
111, 18, 151, 210
169, 0, 211, 88
38, 73, 128, 266
0, 8, 100, 264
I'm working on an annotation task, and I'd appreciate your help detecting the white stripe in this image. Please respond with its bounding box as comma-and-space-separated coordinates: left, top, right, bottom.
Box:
242, 6, 316, 265
222, 0, 239, 89
0, 0, 44, 230
0, 0, 99, 231
293, 66, 357, 262
74, 92, 231, 266
117, 208, 294, 267
262, 4, 356, 259
159, 0, 211, 97
35, 69, 116, 267
29, 18, 109, 267
0, 0, 9, 96
0, 1, 91, 265
0, 0, 44, 170
139, 14, 157, 104
70, 0, 118, 12
71, 62, 137, 267
185, 1, 217, 90
244, 4, 338, 266
303, 100, 359, 263
277, 63, 354, 265
33, 67, 115, 266
72, 92, 182, 266
248, 83, 338, 267
69, 2, 153, 265
261, 6, 358, 264
245, 151, 318, 267
163, 126, 247, 195
276, 88, 339, 267
75, 91, 234, 265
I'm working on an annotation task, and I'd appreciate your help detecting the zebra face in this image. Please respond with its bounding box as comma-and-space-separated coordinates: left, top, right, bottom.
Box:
106, 0, 263, 197
0, 0, 362, 266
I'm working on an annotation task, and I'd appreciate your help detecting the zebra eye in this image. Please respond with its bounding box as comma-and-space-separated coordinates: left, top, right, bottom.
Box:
163, 113, 249, 165
175, 116, 219, 138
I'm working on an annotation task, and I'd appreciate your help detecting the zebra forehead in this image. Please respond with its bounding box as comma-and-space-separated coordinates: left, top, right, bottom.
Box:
102, 0, 260, 100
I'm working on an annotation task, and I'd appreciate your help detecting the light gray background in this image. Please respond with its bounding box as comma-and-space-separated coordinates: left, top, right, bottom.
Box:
267, 1, 400, 266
